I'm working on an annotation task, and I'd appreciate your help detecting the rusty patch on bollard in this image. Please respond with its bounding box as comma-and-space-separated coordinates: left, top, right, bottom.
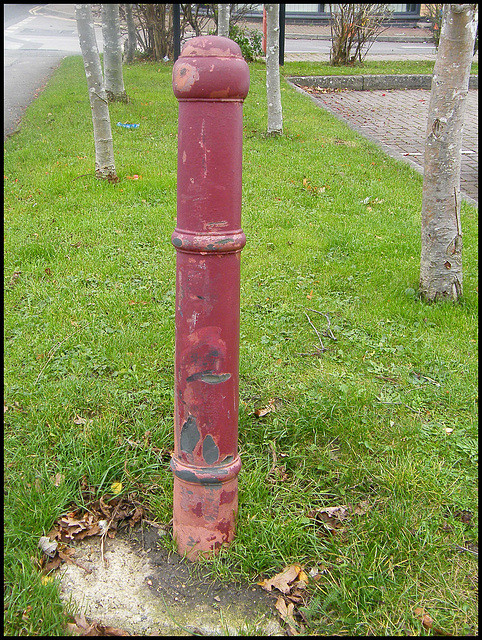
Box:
173, 62, 200, 93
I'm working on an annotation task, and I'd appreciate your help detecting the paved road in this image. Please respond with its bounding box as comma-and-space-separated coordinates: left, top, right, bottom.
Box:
284, 38, 437, 60
3, 3, 103, 139
297, 85, 478, 205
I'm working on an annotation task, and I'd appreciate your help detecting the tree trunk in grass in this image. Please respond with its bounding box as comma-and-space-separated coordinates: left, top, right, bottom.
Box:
419, 4, 477, 302
102, 3, 128, 102
75, 4, 118, 182
125, 4, 137, 63
218, 4, 230, 37
265, 4, 283, 135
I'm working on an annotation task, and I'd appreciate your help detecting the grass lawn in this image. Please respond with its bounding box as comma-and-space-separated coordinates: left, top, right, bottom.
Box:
4, 56, 478, 636
280, 59, 478, 77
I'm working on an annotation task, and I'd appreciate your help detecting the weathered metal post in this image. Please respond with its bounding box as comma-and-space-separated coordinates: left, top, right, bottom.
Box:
171, 36, 249, 560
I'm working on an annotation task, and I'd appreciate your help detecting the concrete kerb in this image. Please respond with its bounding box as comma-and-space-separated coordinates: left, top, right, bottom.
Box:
288, 74, 479, 91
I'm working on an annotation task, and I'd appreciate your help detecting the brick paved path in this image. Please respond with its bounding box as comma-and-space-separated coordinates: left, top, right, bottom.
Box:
304, 87, 478, 204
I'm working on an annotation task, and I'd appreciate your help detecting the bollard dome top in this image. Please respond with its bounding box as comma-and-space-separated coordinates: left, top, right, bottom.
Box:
173, 36, 249, 100
180, 35, 243, 59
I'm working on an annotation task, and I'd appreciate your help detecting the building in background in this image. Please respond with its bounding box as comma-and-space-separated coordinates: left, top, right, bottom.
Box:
244, 4, 423, 25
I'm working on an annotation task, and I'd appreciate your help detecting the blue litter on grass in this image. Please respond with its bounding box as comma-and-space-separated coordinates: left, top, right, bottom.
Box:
117, 122, 139, 129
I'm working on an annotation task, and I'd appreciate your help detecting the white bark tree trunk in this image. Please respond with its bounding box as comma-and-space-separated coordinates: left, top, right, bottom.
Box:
101, 3, 128, 102
218, 4, 230, 37
75, 4, 118, 182
125, 3, 137, 64
265, 3, 283, 135
419, 4, 477, 302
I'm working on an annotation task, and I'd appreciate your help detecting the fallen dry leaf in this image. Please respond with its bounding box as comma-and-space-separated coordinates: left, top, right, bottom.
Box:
352, 500, 370, 516
297, 570, 308, 584
51, 472, 65, 487
275, 596, 299, 635
111, 482, 123, 495
38, 536, 58, 558
67, 613, 130, 636
254, 399, 276, 417
412, 607, 451, 635
308, 505, 351, 531
454, 509, 472, 525
414, 607, 434, 629
308, 501, 372, 532
42, 555, 62, 574
258, 565, 302, 594
285, 585, 308, 605
129, 505, 145, 528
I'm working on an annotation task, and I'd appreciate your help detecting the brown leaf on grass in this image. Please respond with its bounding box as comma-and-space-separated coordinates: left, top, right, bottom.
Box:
53, 512, 98, 542
307, 505, 351, 531
129, 505, 145, 527
414, 607, 434, 629
413, 608, 451, 635
254, 398, 277, 417
275, 596, 299, 635
51, 472, 65, 487
454, 509, 473, 525
99, 495, 113, 518
353, 500, 371, 516
308, 501, 372, 532
42, 554, 62, 574
258, 565, 302, 594
285, 586, 309, 605
75, 523, 102, 540
50, 495, 148, 546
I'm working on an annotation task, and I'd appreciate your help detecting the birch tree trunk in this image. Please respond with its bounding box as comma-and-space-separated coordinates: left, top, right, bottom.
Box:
419, 4, 477, 302
75, 4, 118, 182
102, 3, 128, 102
265, 3, 283, 135
218, 4, 230, 37
125, 3, 137, 63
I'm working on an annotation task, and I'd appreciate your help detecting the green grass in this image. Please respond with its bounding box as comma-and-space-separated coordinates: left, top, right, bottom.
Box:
280, 59, 478, 77
4, 56, 478, 636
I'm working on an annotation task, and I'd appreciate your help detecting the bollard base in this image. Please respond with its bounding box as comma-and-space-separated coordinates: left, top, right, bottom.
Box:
171, 456, 241, 561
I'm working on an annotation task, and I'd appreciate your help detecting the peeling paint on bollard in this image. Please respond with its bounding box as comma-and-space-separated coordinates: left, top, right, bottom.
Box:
171, 36, 249, 560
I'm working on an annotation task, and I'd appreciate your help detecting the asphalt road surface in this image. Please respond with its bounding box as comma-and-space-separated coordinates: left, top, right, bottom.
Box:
3, 3, 103, 139
284, 38, 437, 56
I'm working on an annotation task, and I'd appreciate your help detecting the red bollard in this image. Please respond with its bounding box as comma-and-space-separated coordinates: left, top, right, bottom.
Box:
171, 36, 249, 560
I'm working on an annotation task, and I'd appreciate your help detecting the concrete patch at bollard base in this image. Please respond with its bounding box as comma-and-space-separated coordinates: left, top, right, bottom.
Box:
59, 524, 284, 636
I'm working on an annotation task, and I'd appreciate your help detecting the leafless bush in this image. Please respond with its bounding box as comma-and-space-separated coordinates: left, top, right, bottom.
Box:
132, 4, 174, 60
182, 4, 261, 36
120, 4, 260, 61
329, 4, 393, 65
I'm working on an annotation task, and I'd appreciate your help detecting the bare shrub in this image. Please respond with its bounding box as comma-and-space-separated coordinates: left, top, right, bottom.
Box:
329, 4, 393, 66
